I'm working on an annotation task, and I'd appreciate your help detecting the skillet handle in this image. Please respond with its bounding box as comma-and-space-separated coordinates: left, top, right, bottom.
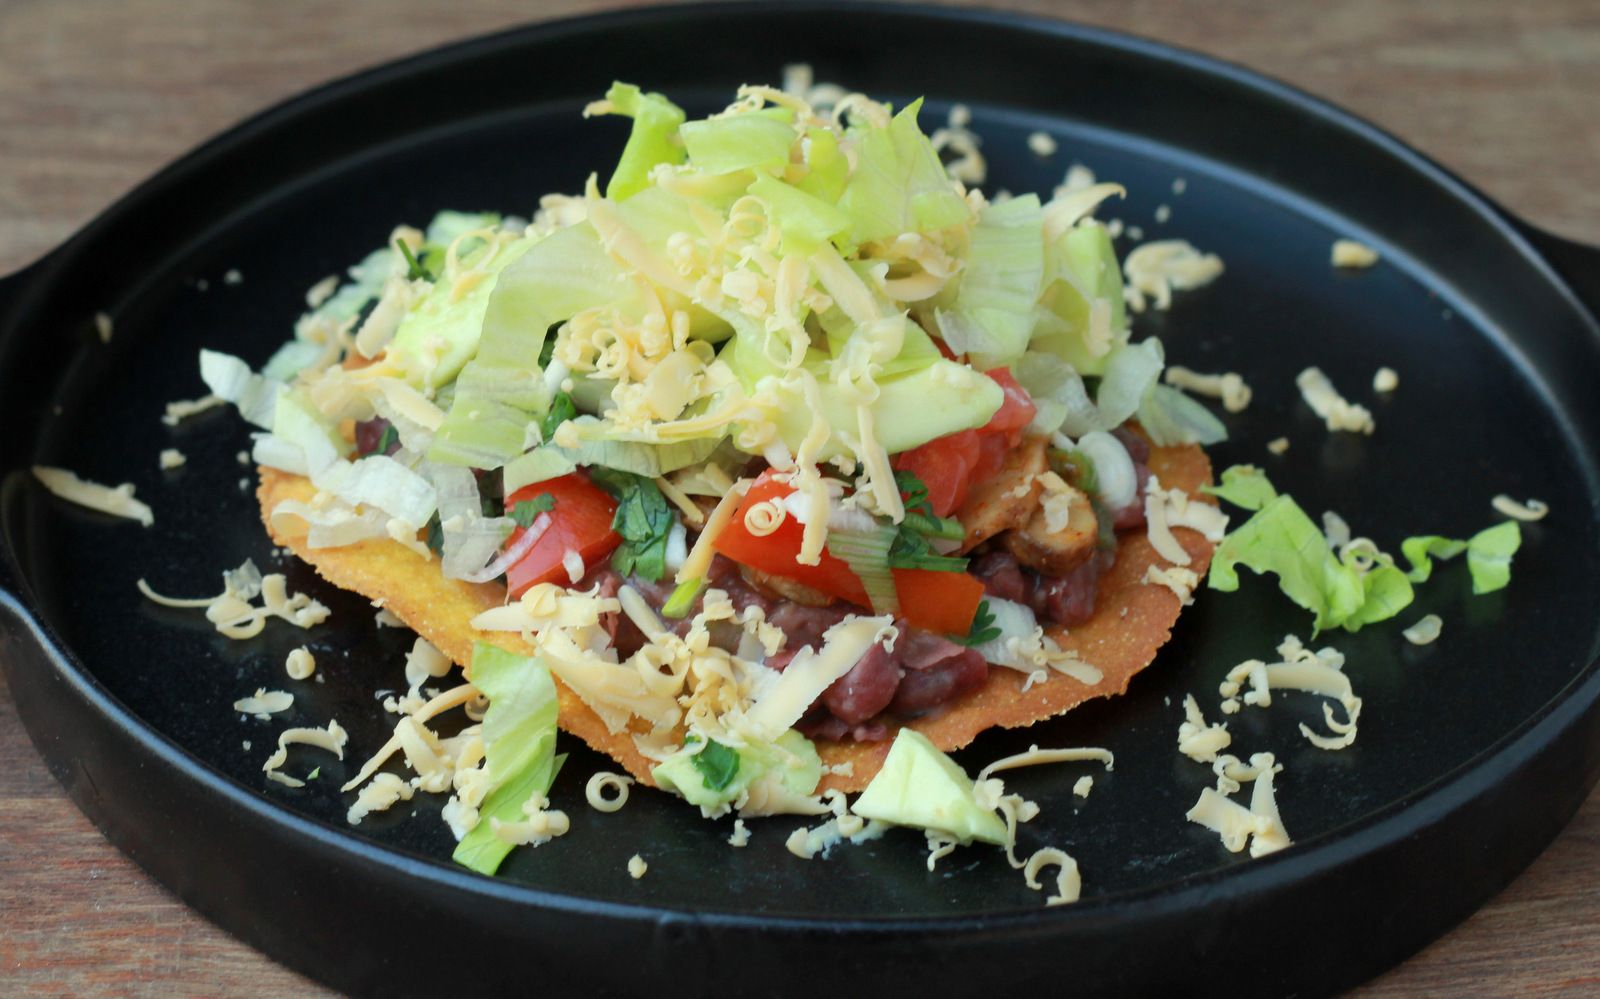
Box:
1519, 225, 1600, 321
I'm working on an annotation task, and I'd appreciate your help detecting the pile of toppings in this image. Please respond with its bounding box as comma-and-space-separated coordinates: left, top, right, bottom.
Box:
187, 72, 1233, 841
25, 66, 1534, 902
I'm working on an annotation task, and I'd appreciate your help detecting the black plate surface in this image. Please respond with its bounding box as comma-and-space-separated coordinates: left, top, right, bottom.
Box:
3, 4, 1600, 997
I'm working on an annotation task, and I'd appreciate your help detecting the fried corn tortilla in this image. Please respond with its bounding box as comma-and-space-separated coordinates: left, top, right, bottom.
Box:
259, 442, 1212, 793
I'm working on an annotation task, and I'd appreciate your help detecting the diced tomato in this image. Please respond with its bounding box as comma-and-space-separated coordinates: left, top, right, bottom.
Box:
713, 471, 985, 635
713, 473, 870, 604
504, 473, 622, 598
983, 367, 1037, 443
894, 430, 981, 518
892, 569, 987, 636
891, 369, 1038, 517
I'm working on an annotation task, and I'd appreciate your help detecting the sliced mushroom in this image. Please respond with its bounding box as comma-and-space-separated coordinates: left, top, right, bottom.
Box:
1002, 481, 1099, 576
738, 563, 836, 607
956, 435, 1049, 553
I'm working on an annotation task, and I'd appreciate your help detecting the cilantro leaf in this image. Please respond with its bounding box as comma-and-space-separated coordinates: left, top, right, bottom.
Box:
509, 494, 555, 528
886, 522, 968, 572
540, 391, 577, 444
589, 468, 674, 582
424, 512, 445, 554
951, 600, 1001, 647
689, 737, 741, 792
894, 469, 933, 518
374, 423, 399, 456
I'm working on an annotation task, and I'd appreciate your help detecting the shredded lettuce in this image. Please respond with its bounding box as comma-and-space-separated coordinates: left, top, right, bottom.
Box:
680, 112, 794, 175
748, 172, 852, 256
837, 98, 971, 245
595, 82, 687, 201
937, 194, 1045, 368
1139, 383, 1229, 446
452, 643, 565, 876
1402, 522, 1521, 594
1203, 465, 1280, 511
1208, 494, 1409, 634
200, 349, 284, 430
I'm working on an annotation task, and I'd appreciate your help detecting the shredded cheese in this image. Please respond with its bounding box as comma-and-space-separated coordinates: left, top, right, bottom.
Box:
261, 719, 348, 788
1143, 564, 1200, 605
1403, 614, 1443, 645
1373, 366, 1399, 393
161, 393, 225, 426
32, 466, 154, 527
727, 818, 751, 847
1177, 694, 1231, 763
1027, 130, 1057, 157
1331, 239, 1380, 268
138, 561, 330, 640
585, 771, 635, 813
305, 274, 340, 309
346, 772, 414, 825
977, 745, 1114, 781
1492, 495, 1549, 522
1219, 635, 1362, 750
1266, 437, 1290, 455
1143, 475, 1229, 567
1163, 366, 1252, 412
1022, 847, 1082, 905
628, 854, 649, 879
233, 688, 294, 719
1296, 367, 1375, 435
285, 647, 316, 680
158, 448, 187, 470
1123, 240, 1224, 312
1072, 776, 1094, 798
94, 311, 114, 343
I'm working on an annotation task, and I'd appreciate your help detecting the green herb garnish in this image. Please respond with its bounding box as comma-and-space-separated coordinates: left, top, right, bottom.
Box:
540, 391, 577, 443
509, 494, 556, 528
589, 468, 674, 582
951, 600, 1001, 647
689, 737, 741, 792
395, 239, 434, 282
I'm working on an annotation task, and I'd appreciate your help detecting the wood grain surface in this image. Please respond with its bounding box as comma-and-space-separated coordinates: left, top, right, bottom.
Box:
2, 1, 1597, 996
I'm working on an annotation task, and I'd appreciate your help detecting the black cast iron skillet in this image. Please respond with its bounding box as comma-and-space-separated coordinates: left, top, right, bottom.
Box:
3, 4, 1599, 996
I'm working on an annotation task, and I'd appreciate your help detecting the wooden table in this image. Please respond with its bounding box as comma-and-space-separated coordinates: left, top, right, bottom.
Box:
2, 1, 1596, 995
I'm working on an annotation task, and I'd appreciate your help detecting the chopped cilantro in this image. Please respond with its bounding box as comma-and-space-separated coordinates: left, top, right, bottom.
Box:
540, 391, 577, 443
589, 468, 674, 582
689, 737, 740, 792
951, 601, 1001, 647
424, 513, 445, 554
374, 423, 399, 455
509, 494, 556, 528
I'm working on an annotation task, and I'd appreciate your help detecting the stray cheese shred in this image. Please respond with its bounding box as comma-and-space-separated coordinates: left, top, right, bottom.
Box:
1122, 240, 1224, 313
1331, 239, 1380, 268
285, 647, 316, 680
33, 466, 154, 527
233, 688, 294, 719
1163, 366, 1252, 413
1219, 635, 1361, 751
262, 719, 348, 788
1296, 367, 1375, 435
1492, 495, 1549, 522
585, 771, 635, 813
1402, 614, 1443, 645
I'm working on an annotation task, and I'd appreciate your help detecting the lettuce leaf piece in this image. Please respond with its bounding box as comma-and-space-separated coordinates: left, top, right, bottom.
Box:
1403, 524, 1521, 593
837, 98, 971, 245
1139, 383, 1229, 446
427, 223, 635, 468
596, 82, 687, 201
389, 237, 537, 392
748, 173, 851, 256
1203, 465, 1279, 512
1033, 222, 1128, 377
1400, 535, 1469, 583
938, 194, 1045, 368
1208, 494, 1412, 633
1089, 339, 1164, 433
451, 642, 563, 876
679, 113, 795, 175
796, 126, 848, 203
1466, 521, 1521, 594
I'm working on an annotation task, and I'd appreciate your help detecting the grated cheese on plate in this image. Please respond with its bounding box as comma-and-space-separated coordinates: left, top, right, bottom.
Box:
32, 466, 154, 527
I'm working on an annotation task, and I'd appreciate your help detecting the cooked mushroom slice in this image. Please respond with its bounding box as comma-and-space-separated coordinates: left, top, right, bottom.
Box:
738, 563, 836, 607
956, 435, 1049, 553
1003, 481, 1099, 576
